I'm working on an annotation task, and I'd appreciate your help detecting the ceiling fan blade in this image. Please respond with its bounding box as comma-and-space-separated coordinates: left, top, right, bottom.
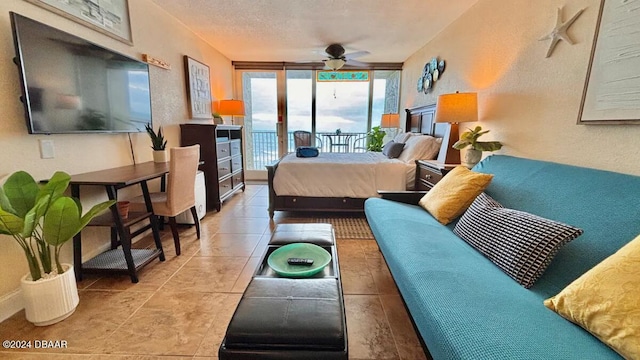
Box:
345, 59, 368, 67
344, 50, 370, 59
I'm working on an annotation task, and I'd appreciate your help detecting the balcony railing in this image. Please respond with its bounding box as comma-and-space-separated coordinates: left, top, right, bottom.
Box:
248, 131, 368, 171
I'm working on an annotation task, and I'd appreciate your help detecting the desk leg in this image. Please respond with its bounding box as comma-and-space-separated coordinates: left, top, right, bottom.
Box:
71, 184, 83, 281
141, 181, 165, 261
158, 176, 166, 230
106, 186, 139, 283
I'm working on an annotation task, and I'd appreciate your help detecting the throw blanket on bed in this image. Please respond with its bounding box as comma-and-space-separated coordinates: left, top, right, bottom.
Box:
274, 152, 414, 198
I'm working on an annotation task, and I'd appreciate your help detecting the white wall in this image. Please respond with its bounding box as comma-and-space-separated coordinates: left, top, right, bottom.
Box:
401, 0, 640, 175
0, 0, 233, 309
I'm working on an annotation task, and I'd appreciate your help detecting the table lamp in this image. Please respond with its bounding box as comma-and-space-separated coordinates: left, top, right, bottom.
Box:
380, 114, 400, 128
214, 99, 245, 125
434, 92, 478, 164
380, 113, 400, 139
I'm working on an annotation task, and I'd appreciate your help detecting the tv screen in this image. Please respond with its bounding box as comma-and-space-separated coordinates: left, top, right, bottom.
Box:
10, 12, 152, 134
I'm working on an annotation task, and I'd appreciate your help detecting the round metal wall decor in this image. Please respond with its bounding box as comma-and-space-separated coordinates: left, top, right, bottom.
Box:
418, 57, 445, 94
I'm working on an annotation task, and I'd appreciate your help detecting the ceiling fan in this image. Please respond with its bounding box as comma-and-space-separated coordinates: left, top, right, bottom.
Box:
319, 43, 370, 70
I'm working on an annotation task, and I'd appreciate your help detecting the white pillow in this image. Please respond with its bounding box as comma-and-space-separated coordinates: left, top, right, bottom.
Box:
397, 135, 441, 163
393, 132, 413, 144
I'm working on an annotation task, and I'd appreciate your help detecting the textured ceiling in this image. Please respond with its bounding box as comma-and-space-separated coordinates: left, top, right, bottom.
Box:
151, 0, 479, 63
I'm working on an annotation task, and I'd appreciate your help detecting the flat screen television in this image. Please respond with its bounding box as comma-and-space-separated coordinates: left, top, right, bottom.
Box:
10, 12, 152, 134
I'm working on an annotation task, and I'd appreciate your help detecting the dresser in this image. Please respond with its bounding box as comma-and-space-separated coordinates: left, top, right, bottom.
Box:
415, 160, 458, 190
180, 124, 245, 211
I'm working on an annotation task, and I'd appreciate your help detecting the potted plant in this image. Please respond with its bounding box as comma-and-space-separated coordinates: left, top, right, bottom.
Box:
453, 126, 503, 168
212, 112, 224, 125
145, 123, 168, 163
0, 171, 114, 326
366, 126, 386, 152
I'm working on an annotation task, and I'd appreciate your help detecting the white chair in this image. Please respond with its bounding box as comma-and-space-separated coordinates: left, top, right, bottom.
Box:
131, 145, 201, 255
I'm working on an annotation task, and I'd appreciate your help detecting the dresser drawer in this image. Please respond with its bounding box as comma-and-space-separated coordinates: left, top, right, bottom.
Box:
418, 166, 444, 187
230, 140, 241, 156
217, 142, 231, 159
219, 177, 233, 197
218, 159, 232, 179
231, 155, 243, 173
232, 172, 243, 188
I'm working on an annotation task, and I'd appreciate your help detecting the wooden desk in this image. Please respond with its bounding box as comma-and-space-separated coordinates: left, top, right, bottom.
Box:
70, 162, 168, 283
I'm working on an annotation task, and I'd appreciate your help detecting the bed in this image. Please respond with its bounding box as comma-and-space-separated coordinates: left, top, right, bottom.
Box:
267, 104, 445, 217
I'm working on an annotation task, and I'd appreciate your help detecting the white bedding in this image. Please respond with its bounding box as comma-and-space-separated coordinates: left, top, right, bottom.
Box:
273, 152, 416, 198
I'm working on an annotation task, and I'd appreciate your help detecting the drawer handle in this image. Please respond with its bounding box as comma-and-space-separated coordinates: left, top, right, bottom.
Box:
424, 174, 432, 180
220, 149, 228, 153
292, 198, 297, 202
223, 184, 230, 188
220, 167, 229, 171
342, 199, 347, 203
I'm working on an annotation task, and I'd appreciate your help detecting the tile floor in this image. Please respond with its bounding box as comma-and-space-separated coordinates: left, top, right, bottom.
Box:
0, 184, 427, 360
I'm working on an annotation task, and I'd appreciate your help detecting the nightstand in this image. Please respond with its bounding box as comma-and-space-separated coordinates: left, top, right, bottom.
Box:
415, 160, 459, 190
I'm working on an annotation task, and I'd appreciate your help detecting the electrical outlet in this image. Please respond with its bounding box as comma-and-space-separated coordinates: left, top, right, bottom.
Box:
39, 139, 55, 159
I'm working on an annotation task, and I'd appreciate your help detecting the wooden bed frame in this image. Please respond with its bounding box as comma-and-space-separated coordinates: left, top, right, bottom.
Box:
267, 104, 447, 218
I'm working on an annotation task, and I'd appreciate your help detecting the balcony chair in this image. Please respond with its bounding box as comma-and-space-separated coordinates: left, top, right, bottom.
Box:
130, 145, 201, 255
293, 130, 312, 148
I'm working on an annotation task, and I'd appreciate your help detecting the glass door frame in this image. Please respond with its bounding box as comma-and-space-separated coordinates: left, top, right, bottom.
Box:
235, 70, 287, 181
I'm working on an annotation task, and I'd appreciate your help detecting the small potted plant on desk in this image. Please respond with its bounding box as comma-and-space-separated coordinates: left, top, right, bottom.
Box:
453, 125, 503, 168
145, 123, 168, 163
0, 171, 114, 325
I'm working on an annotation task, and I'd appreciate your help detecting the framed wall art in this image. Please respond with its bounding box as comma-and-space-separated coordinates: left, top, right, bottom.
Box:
578, 0, 640, 125
25, 0, 133, 45
184, 56, 212, 120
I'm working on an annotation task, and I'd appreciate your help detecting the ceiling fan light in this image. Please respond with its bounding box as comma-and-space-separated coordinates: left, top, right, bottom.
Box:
324, 58, 346, 70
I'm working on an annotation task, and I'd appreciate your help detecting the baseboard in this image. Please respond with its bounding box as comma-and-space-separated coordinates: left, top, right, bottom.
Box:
0, 242, 113, 322
0, 289, 23, 323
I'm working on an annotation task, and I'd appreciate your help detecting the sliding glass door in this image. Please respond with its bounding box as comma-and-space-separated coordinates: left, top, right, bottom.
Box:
237, 71, 284, 180
236, 67, 401, 180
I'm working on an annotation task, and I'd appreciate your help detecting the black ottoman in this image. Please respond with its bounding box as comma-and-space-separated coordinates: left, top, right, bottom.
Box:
219, 223, 347, 360
269, 223, 335, 247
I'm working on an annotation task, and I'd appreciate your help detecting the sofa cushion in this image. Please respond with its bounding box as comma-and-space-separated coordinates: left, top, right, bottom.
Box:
418, 166, 493, 225
453, 193, 584, 288
544, 233, 640, 359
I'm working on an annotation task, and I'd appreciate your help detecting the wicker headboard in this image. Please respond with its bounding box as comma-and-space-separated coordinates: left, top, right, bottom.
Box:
405, 104, 448, 138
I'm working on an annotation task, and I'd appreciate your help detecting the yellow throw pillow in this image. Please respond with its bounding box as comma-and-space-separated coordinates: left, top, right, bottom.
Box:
544, 234, 640, 359
418, 166, 493, 225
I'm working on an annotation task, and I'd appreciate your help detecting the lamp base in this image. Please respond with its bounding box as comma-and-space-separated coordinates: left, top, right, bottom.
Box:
436, 122, 461, 165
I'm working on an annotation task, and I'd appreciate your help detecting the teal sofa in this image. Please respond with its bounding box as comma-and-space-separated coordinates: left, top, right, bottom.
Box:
365, 155, 640, 359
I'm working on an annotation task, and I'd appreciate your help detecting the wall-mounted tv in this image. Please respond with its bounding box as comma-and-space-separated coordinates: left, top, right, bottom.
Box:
10, 12, 152, 134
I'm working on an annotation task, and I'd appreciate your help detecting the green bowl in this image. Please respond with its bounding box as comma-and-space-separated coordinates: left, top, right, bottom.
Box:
267, 243, 332, 278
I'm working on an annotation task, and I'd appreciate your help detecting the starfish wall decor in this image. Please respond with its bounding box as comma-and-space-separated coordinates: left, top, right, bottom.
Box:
539, 6, 586, 58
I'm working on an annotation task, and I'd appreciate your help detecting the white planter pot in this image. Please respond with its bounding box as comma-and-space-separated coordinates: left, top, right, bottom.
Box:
153, 150, 168, 163
21, 264, 79, 326
463, 149, 483, 168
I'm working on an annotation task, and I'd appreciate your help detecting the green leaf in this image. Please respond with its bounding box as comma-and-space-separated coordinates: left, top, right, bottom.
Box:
452, 139, 471, 150
474, 141, 503, 152
37, 171, 70, 206
0, 208, 24, 235
0, 187, 16, 215
79, 200, 115, 229
72, 197, 83, 215
2, 171, 39, 218
42, 197, 82, 247
21, 194, 51, 237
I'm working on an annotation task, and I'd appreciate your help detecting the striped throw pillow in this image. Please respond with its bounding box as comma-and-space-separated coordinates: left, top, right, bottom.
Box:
453, 193, 584, 288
